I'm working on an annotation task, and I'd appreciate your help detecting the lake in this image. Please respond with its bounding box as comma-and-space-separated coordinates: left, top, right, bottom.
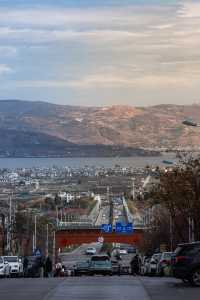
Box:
0, 153, 177, 169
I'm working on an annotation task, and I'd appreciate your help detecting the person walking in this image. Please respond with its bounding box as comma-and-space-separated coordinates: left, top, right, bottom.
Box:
44, 256, 52, 278
130, 254, 140, 275
23, 256, 29, 277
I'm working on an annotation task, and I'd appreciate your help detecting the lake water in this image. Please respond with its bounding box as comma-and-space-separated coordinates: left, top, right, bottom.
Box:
0, 153, 177, 169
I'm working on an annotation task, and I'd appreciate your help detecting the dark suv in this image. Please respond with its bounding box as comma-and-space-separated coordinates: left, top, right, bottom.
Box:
172, 241, 200, 286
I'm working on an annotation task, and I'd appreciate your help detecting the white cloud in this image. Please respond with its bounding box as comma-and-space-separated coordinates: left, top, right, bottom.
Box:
0, 64, 13, 75
1, 1, 200, 106
8, 72, 200, 90
0, 6, 170, 28
178, 2, 200, 18
0, 46, 17, 56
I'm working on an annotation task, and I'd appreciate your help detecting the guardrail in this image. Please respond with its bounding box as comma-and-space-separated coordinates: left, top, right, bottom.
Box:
122, 197, 134, 223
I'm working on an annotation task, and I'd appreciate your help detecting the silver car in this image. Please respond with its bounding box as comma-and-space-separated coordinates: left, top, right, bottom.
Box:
0, 256, 10, 278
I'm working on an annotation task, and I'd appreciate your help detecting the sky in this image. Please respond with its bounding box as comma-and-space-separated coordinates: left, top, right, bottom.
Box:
0, 0, 200, 106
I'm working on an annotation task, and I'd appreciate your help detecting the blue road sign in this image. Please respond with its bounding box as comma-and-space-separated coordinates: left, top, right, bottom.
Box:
33, 248, 42, 256
115, 222, 134, 234
101, 224, 112, 233
125, 223, 134, 233
115, 222, 123, 233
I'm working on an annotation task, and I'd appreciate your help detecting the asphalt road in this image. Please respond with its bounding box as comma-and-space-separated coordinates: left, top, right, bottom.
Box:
95, 205, 110, 226
0, 276, 199, 300
59, 242, 103, 269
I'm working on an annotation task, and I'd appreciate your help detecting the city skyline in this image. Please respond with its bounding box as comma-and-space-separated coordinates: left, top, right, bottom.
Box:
0, 0, 200, 106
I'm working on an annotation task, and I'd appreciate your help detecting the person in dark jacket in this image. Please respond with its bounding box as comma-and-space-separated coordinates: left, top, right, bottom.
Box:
130, 254, 140, 275
23, 257, 29, 277
44, 256, 52, 278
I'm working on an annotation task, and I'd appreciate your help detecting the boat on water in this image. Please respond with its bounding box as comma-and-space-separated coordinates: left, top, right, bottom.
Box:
162, 160, 174, 165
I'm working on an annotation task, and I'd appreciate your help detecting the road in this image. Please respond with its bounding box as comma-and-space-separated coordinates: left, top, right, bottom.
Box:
59, 242, 103, 269
0, 276, 199, 300
95, 205, 110, 226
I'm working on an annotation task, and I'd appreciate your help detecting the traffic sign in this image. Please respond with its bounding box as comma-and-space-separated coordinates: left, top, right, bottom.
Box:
115, 222, 123, 233
125, 223, 134, 233
101, 224, 112, 233
98, 236, 104, 243
33, 248, 42, 257
115, 222, 133, 234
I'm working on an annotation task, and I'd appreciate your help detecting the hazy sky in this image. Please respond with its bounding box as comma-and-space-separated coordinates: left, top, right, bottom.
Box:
0, 0, 200, 106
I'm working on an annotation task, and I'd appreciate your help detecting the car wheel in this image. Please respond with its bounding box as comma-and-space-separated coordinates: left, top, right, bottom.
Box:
182, 278, 189, 283
190, 268, 200, 287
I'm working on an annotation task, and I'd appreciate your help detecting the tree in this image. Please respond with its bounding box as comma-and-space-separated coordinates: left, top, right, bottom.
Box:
146, 155, 200, 249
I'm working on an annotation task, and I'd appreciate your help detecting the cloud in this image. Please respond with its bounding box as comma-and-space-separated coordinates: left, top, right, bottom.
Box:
7, 72, 199, 90
0, 64, 13, 75
1, 1, 200, 106
0, 46, 17, 56
0, 27, 150, 45
178, 1, 200, 18
0, 6, 171, 28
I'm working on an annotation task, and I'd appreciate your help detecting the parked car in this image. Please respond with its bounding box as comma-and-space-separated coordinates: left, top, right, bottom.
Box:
157, 252, 173, 276
3, 256, 23, 277
25, 256, 44, 277
111, 260, 119, 275
0, 256, 10, 278
172, 241, 200, 286
127, 247, 136, 254
85, 247, 96, 255
147, 253, 162, 276
118, 248, 128, 255
140, 256, 150, 275
89, 255, 112, 276
74, 260, 90, 276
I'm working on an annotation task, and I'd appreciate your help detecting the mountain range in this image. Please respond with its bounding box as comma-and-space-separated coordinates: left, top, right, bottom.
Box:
0, 100, 200, 156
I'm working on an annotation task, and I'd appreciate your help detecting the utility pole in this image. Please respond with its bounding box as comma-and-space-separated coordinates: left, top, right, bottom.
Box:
132, 178, 135, 200
32, 234, 35, 253
52, 231, 56, 270
34, 215, 37, 250
56, 206, 59, 226
170, 215, 173, 251
46, 223, 49, 257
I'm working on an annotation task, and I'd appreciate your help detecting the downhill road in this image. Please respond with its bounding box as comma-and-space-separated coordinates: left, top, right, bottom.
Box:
0, 276, 199, 300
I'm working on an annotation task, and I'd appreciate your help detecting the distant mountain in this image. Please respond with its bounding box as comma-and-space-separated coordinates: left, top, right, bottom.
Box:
0, 100, 200, 152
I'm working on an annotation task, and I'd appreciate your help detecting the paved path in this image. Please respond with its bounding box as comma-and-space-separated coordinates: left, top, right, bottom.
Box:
0, 276, 199, 300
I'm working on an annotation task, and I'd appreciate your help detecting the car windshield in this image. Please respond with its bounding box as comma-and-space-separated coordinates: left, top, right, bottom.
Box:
77, 262, 89, 267
163, 253, 172, 259
91, 261, 110, 266
4, 257, 18, 262
176, 245, 200, 256
91, 256, 109, 261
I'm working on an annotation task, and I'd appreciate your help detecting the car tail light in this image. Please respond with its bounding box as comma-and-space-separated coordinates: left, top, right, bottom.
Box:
175, 256, 186, 263
161, 259, 170, 265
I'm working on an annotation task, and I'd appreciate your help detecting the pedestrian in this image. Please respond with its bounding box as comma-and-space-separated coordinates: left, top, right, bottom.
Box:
44, 256, 52, 278
55, 261, 62, 277
23, 256, 29, 277
118, 261, 122, 276
130, 254, 140, 275
107, 251, 111, 258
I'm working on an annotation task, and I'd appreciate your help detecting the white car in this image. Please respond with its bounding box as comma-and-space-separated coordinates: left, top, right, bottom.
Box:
0, 256, 10, 278
146, 253, 162, 276
3, 256, 23, 277
85, 247, 96, 255
118, 248, 128, 255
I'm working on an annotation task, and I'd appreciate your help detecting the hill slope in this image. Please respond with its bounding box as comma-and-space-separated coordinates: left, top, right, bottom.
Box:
0, 100, 200, 150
